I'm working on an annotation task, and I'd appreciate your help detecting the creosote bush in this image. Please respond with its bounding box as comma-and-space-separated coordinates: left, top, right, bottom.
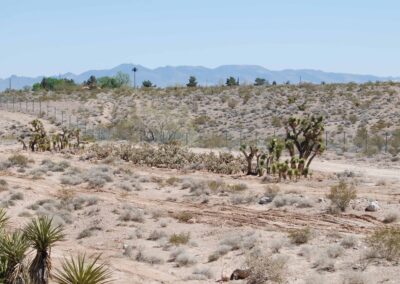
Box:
327, 180, 357, 212
366, 226, 400, 261
288, 227, 312, 244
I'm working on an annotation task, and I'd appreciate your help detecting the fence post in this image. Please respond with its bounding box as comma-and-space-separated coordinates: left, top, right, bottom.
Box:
32, 100, 35, 113
385, 132, 388, 153
343, 132, 346, 152
12, 96, 15, 111
25, 101, 28, 112
325, 131, 328, 149
61, 111, 64, 125
39, 101, 42, 115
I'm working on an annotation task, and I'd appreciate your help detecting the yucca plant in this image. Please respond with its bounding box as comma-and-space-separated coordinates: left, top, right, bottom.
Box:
0, 208, 9, 229
0, 231, 30, 284
24, 217, 65, 284
53, 254, 112, 284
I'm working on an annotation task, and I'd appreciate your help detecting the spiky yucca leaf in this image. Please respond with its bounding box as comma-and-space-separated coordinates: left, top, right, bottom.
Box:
54, 254, 112, 284
0, 208, 9, 229
24, 216, 65, 284
0, 230, 30, 283
24, 216, 65, 252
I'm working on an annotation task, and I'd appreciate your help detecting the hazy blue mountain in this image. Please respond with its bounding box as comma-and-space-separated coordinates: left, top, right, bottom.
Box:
1, 64, 399, 91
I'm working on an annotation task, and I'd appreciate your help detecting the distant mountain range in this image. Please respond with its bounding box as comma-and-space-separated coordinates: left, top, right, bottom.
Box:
1, 64, 399, 91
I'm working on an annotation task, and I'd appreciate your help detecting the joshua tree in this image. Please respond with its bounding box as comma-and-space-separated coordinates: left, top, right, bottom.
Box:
240, 145, 259, 175
28, 120, 51, 152
53, 254, 112, 284
24, 217, 65, 284
285, 116, 325, 175
0, 231, 30, 284
186, 76, 198, 87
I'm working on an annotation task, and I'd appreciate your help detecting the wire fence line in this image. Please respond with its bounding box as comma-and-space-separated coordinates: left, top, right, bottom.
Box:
0, 98, 398, 155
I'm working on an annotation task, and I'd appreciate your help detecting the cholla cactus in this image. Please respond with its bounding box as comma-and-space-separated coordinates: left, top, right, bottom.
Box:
266, 139, 284, 174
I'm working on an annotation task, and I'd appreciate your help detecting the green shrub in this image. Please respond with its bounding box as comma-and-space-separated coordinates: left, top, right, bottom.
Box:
366, 227, 400, 261
169, 232, 190, 245
327, 180, 357, 212
8, 154, 29, 168
288, 227, 311, 244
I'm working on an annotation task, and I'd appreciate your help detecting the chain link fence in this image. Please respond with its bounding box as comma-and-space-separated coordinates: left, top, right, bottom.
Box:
0, 97, 399, 156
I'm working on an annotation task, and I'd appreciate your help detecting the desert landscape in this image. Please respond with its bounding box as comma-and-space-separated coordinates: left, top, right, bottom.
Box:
0, 83, 399, 284
1, 1, 400, 283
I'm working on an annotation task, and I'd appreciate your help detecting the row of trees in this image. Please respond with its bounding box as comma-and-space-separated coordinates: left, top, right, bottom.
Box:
32, 72, 276, 91
30, 74, 277, 91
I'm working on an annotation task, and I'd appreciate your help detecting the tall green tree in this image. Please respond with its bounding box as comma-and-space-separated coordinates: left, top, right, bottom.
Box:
254, 78, 267, 86
226, 77, 239, 86
186, 76, 198, 87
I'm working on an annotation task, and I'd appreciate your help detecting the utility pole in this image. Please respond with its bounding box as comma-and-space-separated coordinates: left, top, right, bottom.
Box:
132, 67, 138, 89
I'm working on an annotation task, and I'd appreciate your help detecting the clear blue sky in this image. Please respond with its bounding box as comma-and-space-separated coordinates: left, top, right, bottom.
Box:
1, 0, 399, 78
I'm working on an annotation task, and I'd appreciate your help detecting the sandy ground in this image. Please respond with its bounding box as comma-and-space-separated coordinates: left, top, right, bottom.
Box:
0, 110, 399, 284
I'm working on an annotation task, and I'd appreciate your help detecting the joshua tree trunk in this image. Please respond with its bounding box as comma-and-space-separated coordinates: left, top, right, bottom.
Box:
29, 251, 50, 284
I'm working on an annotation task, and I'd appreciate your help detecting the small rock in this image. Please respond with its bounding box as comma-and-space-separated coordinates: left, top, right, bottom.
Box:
318, 197, 325, 203
259, 196, 273, 205
365, 201, 380, 212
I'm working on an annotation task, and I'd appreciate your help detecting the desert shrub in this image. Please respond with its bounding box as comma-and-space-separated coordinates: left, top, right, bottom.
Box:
326, 244, 344, 258
270, 238, 286, 254
226, 183, 248, 192
0, 180, 9, 192
288, 227, 312, 244
165, 177, 181, 186
40, 159, 70, 172
272, 194, 300, 208
187, 267, 214, 280
341, 235, 357, 249
264, 185, 280, 199
342, 272, 368, 284
366, 226, 400, 260
169, 232, 190, 245
173, 212, 194, 223
135, 247, 164, 264
8, 154, 29, 168
208, 244, 232, 262
118, 206, 145, 223
245, 249, 287, 284
327, 180, 357, 212
77, 229, 93, 239
9, 192, 24, 201
312, 254, 335, 272
383, 211, 399, 224
169, 247, 197, 266
147, 230, 167, 241
84, 166, 113, 188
